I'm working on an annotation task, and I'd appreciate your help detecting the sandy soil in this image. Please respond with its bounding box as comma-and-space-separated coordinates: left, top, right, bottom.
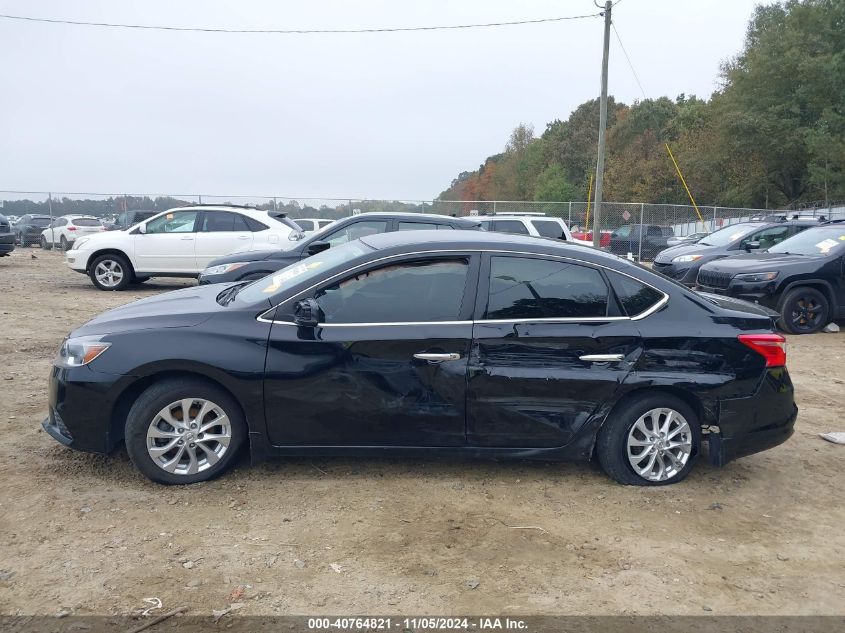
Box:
0, 246, 843, 618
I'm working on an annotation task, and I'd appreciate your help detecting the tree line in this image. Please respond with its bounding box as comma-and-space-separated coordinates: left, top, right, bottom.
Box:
438, 0, 844, 210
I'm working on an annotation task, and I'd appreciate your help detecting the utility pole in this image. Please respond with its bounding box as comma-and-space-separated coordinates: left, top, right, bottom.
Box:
592, 0, 612, 248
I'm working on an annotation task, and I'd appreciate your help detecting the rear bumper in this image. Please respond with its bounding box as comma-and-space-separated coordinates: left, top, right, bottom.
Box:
709, 367, 797, 466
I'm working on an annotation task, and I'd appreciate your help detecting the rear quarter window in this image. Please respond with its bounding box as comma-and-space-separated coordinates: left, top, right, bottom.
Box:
606, 270, 665, 317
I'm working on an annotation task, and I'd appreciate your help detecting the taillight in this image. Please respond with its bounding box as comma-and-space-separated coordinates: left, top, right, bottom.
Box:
738, 333, 787, 368
68, 226, 77, 231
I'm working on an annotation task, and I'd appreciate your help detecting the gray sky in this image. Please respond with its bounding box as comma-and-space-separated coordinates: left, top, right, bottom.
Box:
0, 0, 762, 201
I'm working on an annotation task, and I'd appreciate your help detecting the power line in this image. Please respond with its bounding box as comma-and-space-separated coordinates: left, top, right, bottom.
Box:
611, 21, 647, 99
0, 11, 601, 35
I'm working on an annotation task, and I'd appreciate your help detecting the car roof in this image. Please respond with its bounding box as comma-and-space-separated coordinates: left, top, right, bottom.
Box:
357, 211, 477, 223
358, 229, 622, 264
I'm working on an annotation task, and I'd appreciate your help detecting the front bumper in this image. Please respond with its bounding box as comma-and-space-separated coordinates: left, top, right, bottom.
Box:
652, 261, 697, 284
64, 250, 90, 274
44, 364, 125, 454
709, 367, 797, 466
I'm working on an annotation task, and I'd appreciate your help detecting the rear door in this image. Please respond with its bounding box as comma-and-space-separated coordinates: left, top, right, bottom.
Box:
194, 211, 254, 268
467, 254, 644, 448
134, 209, 199, 272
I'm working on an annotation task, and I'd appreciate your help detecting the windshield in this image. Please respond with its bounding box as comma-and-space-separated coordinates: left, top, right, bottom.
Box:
768, 226, 845, 256
698, 223, 764, 247
236, 240, 372, 305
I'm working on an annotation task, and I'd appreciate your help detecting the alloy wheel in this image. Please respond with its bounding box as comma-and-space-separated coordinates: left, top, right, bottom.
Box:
626, 407, 692, 482
94, 260, 125, 288
146, 398, 232, 476
789, 296, 823, 332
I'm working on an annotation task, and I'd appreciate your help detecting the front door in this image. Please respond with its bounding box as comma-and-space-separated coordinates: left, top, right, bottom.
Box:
467, 254, 641, 448
263, 254, 479, 447
194, 211, 254, 269
134, 210, 199, 272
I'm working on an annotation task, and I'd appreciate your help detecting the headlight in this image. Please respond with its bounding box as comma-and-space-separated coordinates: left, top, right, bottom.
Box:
72, 237, 91, 250
55, 335, 111, 368
202, 262, 247, 276
672, 254, 703, 263
734, 271, 778, 282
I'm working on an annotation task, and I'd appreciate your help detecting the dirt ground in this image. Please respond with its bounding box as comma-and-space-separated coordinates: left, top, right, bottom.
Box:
0, 246, 843, 618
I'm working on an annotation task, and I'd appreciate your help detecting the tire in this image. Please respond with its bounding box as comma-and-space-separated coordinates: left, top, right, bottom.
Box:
88, 253, 133, 291
125, 378, 246, 485
40, 236, 52, 250
778, 286, 829, 335
60, 235, 68, 251
596, 392, 701, 486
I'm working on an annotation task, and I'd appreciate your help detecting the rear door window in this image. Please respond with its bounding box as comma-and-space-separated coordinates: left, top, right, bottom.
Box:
484, 256, 609, 320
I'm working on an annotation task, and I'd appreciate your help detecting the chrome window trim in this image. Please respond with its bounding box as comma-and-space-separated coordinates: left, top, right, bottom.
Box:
256, 248, 669, 325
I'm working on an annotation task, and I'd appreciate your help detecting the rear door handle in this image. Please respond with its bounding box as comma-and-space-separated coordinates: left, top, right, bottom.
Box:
414, 352, 462, 362
180, 236, 194, 240
579, 354, 625, 363
237, 235, 250, 239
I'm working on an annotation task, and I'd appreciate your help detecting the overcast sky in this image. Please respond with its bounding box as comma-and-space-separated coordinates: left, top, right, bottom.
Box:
0, 0, 763, 202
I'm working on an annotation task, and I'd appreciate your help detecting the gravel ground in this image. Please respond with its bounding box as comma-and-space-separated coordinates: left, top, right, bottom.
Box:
1, 247, 844, 618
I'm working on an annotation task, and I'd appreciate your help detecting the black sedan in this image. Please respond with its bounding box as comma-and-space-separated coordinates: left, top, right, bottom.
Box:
653, 219, 819, 285
696, 222, 845, 334
198, 212, 481, 285
44, 231, 796, 486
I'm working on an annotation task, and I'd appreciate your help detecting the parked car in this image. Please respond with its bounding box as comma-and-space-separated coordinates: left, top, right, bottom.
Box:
666, 231, 709, 247
40, 215, 105, 251
653, 219, 819, 286
696, 221, 845, 334
198, 212, 481, 285
292, 218, 335, 233
66, 205, 302, 291
571, 229, 612, 248
45, 230, 795, 486
14, 214, 53, 247
476, 214, 592, 246
105, 209, 159, 231
0, 214, 15, 257
608, 224, 675, 259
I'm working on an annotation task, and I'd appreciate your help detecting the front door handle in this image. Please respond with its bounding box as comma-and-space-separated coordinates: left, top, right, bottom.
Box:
180, 236, 194, 240
237, 235, 250, 239
414, 352, 462, 362
579, 354, 625, 363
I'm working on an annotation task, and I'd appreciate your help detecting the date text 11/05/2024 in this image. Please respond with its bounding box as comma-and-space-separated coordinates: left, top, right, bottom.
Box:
307, 617, 529, 630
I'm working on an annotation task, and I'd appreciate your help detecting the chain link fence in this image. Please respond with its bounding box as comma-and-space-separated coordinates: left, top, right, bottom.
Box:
2, 191, 842, 261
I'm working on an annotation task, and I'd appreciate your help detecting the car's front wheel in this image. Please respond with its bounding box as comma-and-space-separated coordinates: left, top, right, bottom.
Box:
125, 378, 246, 484
89, 253, 132, 291
596, 392, 700, 486
778, 286, 829, 334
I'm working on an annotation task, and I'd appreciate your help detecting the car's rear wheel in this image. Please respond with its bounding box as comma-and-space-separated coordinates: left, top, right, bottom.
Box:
778, 286, 828, 334
596, 392, 700, 486
89, 253, 132, 291
60, 235, 69, 251
125, 379, 246, 485
40, 236, 52, 250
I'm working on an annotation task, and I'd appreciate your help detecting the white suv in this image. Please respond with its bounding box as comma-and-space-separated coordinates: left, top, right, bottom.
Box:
67, 205, 301, 290
40, 215, 105, 251
476, 214, 592, 246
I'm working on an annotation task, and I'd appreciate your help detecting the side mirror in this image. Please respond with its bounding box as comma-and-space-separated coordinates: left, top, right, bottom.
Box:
138, 223, 147, 234
307, 241, 330, 256
288, 231, 304, 242
293, 298, 321, 327
745, 240, 761, 251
